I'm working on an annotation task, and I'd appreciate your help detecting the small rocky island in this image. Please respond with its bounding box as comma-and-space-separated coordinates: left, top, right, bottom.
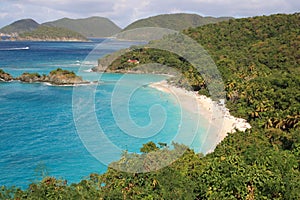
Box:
0, 69, 14, 82
1, 68, 92, 85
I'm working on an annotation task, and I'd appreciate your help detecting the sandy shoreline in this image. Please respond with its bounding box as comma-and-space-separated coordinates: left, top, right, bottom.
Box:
149, 80, 251, 153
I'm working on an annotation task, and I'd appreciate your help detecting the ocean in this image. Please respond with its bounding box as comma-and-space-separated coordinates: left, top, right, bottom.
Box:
0, 39, 208, 188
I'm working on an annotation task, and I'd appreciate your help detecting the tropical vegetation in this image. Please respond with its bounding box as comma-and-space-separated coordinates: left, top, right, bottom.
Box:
1, 13, 299, 199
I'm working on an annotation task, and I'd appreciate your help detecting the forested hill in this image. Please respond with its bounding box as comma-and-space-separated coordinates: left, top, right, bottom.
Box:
2, 13, 300, 199
123, 13, 232, 31
43, 17, 121, 37
1, 16, 121, 39
183, 13, 300, 128
18, 26, 88, 41
0, 19, 40, 34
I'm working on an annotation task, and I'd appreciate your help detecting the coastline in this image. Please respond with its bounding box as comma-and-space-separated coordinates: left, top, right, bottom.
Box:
42, 81, 98, 87
149, 80, 251, 152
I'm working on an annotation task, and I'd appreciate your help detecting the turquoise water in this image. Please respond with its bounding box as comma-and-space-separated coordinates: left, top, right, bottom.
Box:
0, 39, 208, 188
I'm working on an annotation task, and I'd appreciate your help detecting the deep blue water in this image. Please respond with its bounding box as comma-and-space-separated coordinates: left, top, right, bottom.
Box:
0, 39, 208, 188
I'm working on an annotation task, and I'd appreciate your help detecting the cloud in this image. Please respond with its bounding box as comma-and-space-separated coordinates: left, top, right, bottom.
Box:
0, 0, 299, 28
24, 0, 114, 14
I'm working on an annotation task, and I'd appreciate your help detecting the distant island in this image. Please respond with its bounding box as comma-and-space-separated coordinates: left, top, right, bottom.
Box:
17, 26, 88, 42
1, 68, 92, 85
0, 19, 88, 41
0, 14, 231, 41
0, 16, 122, 41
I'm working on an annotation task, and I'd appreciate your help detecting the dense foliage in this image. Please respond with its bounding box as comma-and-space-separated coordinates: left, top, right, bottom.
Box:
123, 13, 231, 31
18, 26, 87, 41
1, 13, 299, 199
183, 13, 300, 131
102, 47, 208, 93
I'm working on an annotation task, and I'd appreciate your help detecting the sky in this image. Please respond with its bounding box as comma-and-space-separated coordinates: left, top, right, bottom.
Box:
0, 0, 299, 28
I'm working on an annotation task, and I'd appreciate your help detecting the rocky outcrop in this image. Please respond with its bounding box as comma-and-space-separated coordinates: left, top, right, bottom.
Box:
17, 68, 91, 85
17, 72, 43, 83
0, 69, 13, 82
47, 68, 88, 85
92, 49, 127, 72
92, 64, 106, 72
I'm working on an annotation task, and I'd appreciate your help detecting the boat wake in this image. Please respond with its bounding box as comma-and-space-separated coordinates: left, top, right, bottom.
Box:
0, 47, 30, 51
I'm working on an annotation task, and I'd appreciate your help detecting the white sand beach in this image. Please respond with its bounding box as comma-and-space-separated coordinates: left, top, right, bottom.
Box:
149, 80, 251, 152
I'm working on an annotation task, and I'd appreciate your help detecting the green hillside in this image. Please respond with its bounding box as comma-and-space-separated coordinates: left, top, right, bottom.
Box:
1, 13, 300, 199
18, 26, 88, 41
94, 13, 300, 198
43, 17, 121, 37
106, 13, 300, 130
183, 13, 300, 124
123, 13, 232, 31
0, 19, 40, 33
